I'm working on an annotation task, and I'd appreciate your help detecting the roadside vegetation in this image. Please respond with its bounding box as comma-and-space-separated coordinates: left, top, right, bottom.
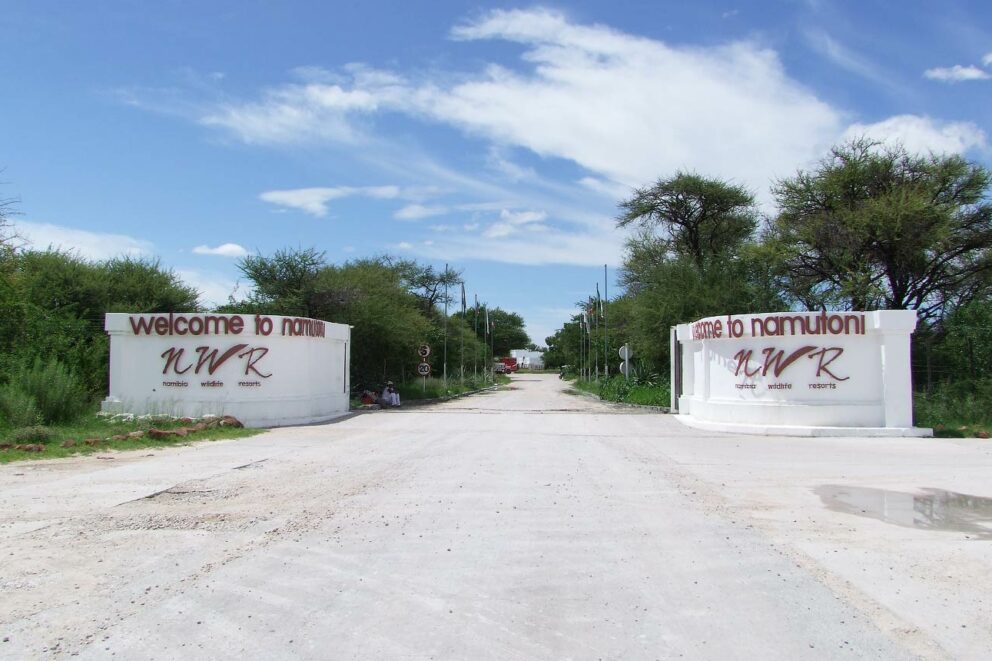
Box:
545, 139, 992, 437
0, 195, 531, 457
0, 415, 260, 464
573, 375, 670, 408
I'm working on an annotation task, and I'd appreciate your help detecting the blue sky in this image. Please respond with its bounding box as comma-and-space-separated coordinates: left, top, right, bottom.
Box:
2, 1, 990, 345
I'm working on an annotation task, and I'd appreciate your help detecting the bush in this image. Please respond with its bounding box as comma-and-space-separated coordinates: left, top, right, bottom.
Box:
0, 383, 42, 428
915, 380, 992, 428
7, 357, 90, 425
6, 425, 53, 443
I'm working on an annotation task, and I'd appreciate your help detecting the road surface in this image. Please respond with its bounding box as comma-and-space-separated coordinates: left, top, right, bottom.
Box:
1, 374, 991, 659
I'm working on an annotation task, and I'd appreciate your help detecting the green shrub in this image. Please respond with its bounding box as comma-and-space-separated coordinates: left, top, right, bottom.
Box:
915, 379, 992, 428
6, 425, 53, 443
7, 357, 90, 425
0, 383, 42, 428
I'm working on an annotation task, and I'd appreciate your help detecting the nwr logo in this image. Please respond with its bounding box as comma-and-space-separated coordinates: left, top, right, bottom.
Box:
733, 346, 849, 381
161, 345, 272, 378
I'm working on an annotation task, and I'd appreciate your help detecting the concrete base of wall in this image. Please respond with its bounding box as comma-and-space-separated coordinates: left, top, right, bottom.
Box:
100, 396, 351, 429
675, 414, 933, 438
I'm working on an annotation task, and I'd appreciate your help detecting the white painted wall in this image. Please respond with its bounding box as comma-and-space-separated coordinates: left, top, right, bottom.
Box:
102, 313, 350, 427
510, 350, 545, 369
672, 310, 928, 436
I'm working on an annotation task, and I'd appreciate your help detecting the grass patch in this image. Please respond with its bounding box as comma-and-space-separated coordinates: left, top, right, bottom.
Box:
914, 380, 992, 439
572, 376, 671, 408
397, 374, 510, 402
0, 413, 262, 464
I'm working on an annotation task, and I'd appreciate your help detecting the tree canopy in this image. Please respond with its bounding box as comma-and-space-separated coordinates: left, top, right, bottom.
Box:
618, 172, 758, 268
767, 138, 992, 320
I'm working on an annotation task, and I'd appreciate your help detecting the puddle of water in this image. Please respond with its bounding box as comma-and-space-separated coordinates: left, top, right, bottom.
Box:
815, 485, 992, 539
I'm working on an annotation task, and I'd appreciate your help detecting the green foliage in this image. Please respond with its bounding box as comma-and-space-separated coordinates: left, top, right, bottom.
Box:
231, 249, 526, 390
395, 374, 495, 401
768, 138, 992, 319
0, 249, 200, 397
914, 379, 992, 432
7, 425, 53, 444
933, 299, 992, 381
235, 247, 324, 316
575, 375, 672, 408
0, 384, 42, 428
6, 357, 90, 425
618, 172, 758, 268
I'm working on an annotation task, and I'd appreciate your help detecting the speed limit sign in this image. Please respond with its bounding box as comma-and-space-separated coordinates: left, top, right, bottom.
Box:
418, 344, 431, 358
417, 362, 432, 376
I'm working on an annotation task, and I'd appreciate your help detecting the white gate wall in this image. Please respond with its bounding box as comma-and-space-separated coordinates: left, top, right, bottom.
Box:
671, 310, 929, 437
102, 313, 351, 427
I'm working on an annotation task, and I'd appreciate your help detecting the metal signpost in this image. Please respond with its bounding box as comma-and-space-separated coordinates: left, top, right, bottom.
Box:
418, 345, 431, 392
619, 343, 633, 380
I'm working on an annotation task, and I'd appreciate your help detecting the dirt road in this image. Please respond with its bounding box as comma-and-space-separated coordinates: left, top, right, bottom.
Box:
1, 374, 990, 659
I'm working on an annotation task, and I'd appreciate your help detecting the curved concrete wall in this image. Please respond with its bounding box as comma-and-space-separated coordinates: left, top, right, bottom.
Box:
671, 310, 929, 436
102, 313, 350, 427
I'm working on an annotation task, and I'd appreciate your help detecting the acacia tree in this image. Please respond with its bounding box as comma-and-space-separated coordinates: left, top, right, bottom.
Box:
767, 138, 992, 320
617, 172, 758, 268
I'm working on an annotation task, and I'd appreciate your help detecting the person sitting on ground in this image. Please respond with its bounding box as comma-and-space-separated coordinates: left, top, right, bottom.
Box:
382, 381, 400, 406
360, 389, 376, 406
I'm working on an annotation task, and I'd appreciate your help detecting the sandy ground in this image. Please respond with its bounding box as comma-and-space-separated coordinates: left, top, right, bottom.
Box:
1, 374, 990, 660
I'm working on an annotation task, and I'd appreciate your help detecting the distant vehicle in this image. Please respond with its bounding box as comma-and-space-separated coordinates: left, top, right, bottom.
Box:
498, 357, 519, 372
494, 362, 508, 374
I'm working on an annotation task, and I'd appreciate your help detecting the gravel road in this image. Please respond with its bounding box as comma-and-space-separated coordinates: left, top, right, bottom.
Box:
1, 374, 990, 659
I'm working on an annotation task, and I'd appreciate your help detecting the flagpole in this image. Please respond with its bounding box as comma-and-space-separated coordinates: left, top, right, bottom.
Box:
474, 295, 479, 379
594, 298, 599, 381
460, 282, 466, 385
604, 264, 609, 378
443, 263, 448, 389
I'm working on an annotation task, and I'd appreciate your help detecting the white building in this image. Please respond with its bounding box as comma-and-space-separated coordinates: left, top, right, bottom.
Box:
510, 349, 545, 370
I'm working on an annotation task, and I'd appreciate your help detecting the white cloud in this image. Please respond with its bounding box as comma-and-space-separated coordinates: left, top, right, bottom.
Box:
394, 203, 447, 220
984, 53, 992, 67
200, 82, 383, 145
176, 269, 239, 309
499, 209, 547, 225
192, 8, 842, 202
804, 29, 890, 86
578, 176, 631, 200
486, 147, 537, 181
483, 223, 515, 238
396, 241, 414, 250
408, 224, 625, 267
924, 65, 990, 82
192, 242, 248, 257
17, 221, 153, 260
259, 185, 403, 216
843, 115, 987, 155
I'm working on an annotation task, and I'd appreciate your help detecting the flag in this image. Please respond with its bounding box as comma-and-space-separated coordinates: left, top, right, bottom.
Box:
461, 282, 467, 316
596, 283, 602, 317
485, 306, 489, 335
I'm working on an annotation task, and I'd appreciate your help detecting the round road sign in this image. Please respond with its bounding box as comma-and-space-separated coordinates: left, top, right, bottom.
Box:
418, 344, 431, 358
417, 362, 432, 376
619, 344, 633, 361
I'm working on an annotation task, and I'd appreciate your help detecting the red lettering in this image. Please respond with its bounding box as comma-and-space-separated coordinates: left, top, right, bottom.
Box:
808, 347, 849, 381
733, 349, 761, 377
161, 347, 192, 375
154, 317, 169, 334
130, 317, 154, 335
238, 347, 272, 378
174, 316, 188, 335
229, 316, 244, 334
194, 344, 248, 375
760, 345, 817, 377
